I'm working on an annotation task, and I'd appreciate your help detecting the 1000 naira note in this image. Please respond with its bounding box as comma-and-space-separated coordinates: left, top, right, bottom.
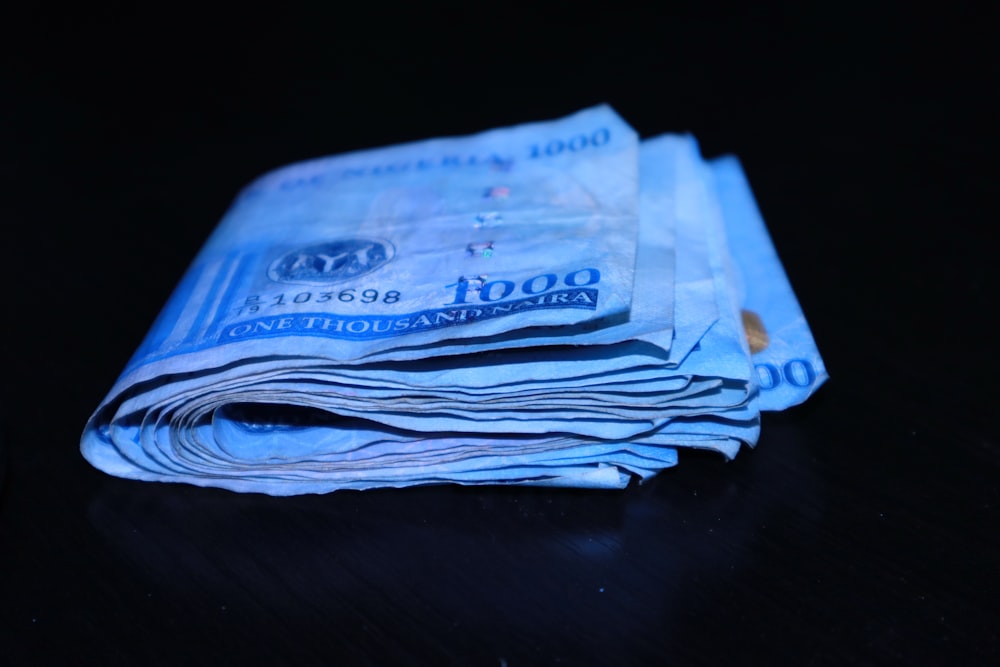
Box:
124, 105, 640, 377
82, 107, 826, 495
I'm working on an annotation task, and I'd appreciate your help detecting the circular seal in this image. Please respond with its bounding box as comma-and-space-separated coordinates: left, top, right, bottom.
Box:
268, 238, 395, 284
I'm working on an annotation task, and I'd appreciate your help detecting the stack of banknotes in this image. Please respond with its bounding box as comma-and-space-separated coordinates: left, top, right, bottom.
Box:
81, 106, 826, 494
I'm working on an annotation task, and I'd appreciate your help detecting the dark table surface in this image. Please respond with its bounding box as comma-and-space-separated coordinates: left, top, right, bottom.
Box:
2, 6, 996, 665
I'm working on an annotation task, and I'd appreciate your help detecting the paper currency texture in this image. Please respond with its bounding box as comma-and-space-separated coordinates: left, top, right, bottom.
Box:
81, 106, 826, 494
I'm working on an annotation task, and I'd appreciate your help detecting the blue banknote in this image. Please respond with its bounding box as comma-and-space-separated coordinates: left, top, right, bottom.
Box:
82, 109, 824, 494
118, 105, 640, 381
710, 156, 828, 409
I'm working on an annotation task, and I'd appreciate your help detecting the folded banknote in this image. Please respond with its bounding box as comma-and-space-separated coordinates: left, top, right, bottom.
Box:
81, 106, 826, 494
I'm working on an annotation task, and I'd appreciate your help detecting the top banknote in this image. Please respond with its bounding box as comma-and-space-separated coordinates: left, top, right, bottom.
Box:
125, 106, 639, 374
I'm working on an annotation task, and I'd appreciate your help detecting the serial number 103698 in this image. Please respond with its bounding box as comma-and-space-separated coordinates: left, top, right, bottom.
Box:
234, 289, 401, 315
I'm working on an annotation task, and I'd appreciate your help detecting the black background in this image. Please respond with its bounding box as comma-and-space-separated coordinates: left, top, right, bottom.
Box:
1, 5, 996, 665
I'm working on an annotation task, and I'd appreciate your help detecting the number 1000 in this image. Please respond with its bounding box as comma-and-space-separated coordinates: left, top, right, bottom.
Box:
529, 128, 610, 158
